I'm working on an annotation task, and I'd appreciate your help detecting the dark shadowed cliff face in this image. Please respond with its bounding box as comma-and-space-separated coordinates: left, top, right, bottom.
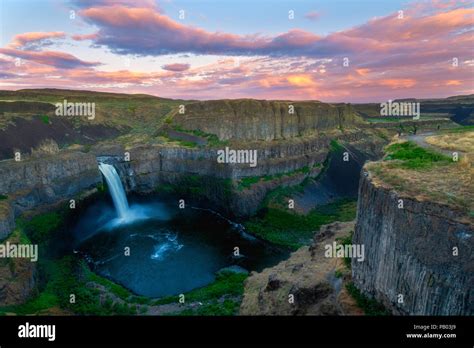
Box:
173, 99, 359, 140
0, 152, 101, 238
352, 170, 473, 315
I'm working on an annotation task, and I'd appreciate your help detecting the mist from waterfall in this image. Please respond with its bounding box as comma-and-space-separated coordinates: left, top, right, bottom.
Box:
98, 162, 130, 220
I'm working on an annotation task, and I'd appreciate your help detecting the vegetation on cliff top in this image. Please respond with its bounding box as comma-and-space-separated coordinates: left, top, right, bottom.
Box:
384, 141, 451, 169
245, 199, 357, 250
171, 125, 229, 147
236, 165, 312, 190
369, 132, 473, 215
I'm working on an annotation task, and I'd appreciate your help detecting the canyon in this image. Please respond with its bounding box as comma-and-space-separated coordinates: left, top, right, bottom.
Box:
0, 89, 471, 315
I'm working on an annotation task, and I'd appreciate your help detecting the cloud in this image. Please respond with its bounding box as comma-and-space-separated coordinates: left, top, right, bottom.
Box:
162, 63, 190, 72
0, 48, 100, 69
75, 2, 473, 64
78, 6, 327, 57
71, 0, 157, 9
1, 1, 472, 102
9, 31, 66, 49
71, 33, 99, 41
304, 11, 320, 21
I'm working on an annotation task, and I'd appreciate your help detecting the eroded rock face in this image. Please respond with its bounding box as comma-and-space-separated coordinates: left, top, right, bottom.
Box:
0, 202, 15, 240
352, 170, 474, 315
102, 130, 384, 218
174, 100, 359, 141
240, 222, 361, 315
0, 231, 37, 306
0, 259, 36, 306
0, 151, 101, 238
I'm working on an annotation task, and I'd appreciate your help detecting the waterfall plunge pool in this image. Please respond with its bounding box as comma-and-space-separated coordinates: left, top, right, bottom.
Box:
72, 164, 288, 298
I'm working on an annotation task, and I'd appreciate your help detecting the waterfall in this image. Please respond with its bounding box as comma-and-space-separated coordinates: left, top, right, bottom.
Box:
98, 163, 130, 220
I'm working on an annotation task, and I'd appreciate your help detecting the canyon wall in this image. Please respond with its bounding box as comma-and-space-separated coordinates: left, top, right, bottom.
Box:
100, 130, 383, 217
173, 100, 359, 140
0, 128, 385, 237
96, 139, 328, 218
352, 169, 473, 315
0, 151, 101, 239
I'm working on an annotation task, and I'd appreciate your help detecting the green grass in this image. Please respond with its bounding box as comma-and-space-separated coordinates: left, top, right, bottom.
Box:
175, 299, 240, 316
367, 117, 410, 123
0, 194, 7, 200
97, 182, 107, 193
245, 199, 357, 250
346, 282, 390, 316
237, 166, 311, 190
238, 176, 262, 189
440, 125, 474, 133
156, 175, 233, 200
384, 141, 452, 169
176, 140, 199, 148
330, 139, 344, 151
86, 268, 132, 302
335, 231, 354, 269
40, 115, 50, 124
0, 216, 139, 316
260, 180, 308, 209
19, 212, 65, 243
0, 256, 137, 315
153, 270, 247, 306
172, 125, 228, 147
0, 90, 183, 135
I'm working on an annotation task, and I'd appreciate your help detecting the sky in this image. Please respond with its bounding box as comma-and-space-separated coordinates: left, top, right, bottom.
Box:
0, 0, 472, 102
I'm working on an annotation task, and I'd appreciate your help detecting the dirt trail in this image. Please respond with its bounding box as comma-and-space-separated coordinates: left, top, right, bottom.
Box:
401, 131, 457, 156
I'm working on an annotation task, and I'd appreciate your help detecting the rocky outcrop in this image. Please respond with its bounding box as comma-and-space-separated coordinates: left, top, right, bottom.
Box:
173, 99, 359, 140
0, 201, 15, 240
240, 222, 362, 315
0, 230, 37, 306
0, 151, 101, 238
352, 169, 474, 315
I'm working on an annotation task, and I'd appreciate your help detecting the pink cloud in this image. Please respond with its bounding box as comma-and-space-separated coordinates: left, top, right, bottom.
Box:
1, 1, 472, 102
162, 63, 191, 72
0, 47, 100, 69
304, 11, 320, 21
71, 33, 99, 41
9, 31, 66, 49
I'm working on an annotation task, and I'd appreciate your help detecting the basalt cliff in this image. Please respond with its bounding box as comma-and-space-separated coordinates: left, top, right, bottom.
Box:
240, 131, 473, 316
352, 164, 473, 315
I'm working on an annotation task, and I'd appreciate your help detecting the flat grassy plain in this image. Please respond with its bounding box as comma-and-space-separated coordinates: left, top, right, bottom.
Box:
369, 132, 473, 215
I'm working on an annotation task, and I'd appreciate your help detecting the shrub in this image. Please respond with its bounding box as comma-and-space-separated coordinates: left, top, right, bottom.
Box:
346, 282, 389, 316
